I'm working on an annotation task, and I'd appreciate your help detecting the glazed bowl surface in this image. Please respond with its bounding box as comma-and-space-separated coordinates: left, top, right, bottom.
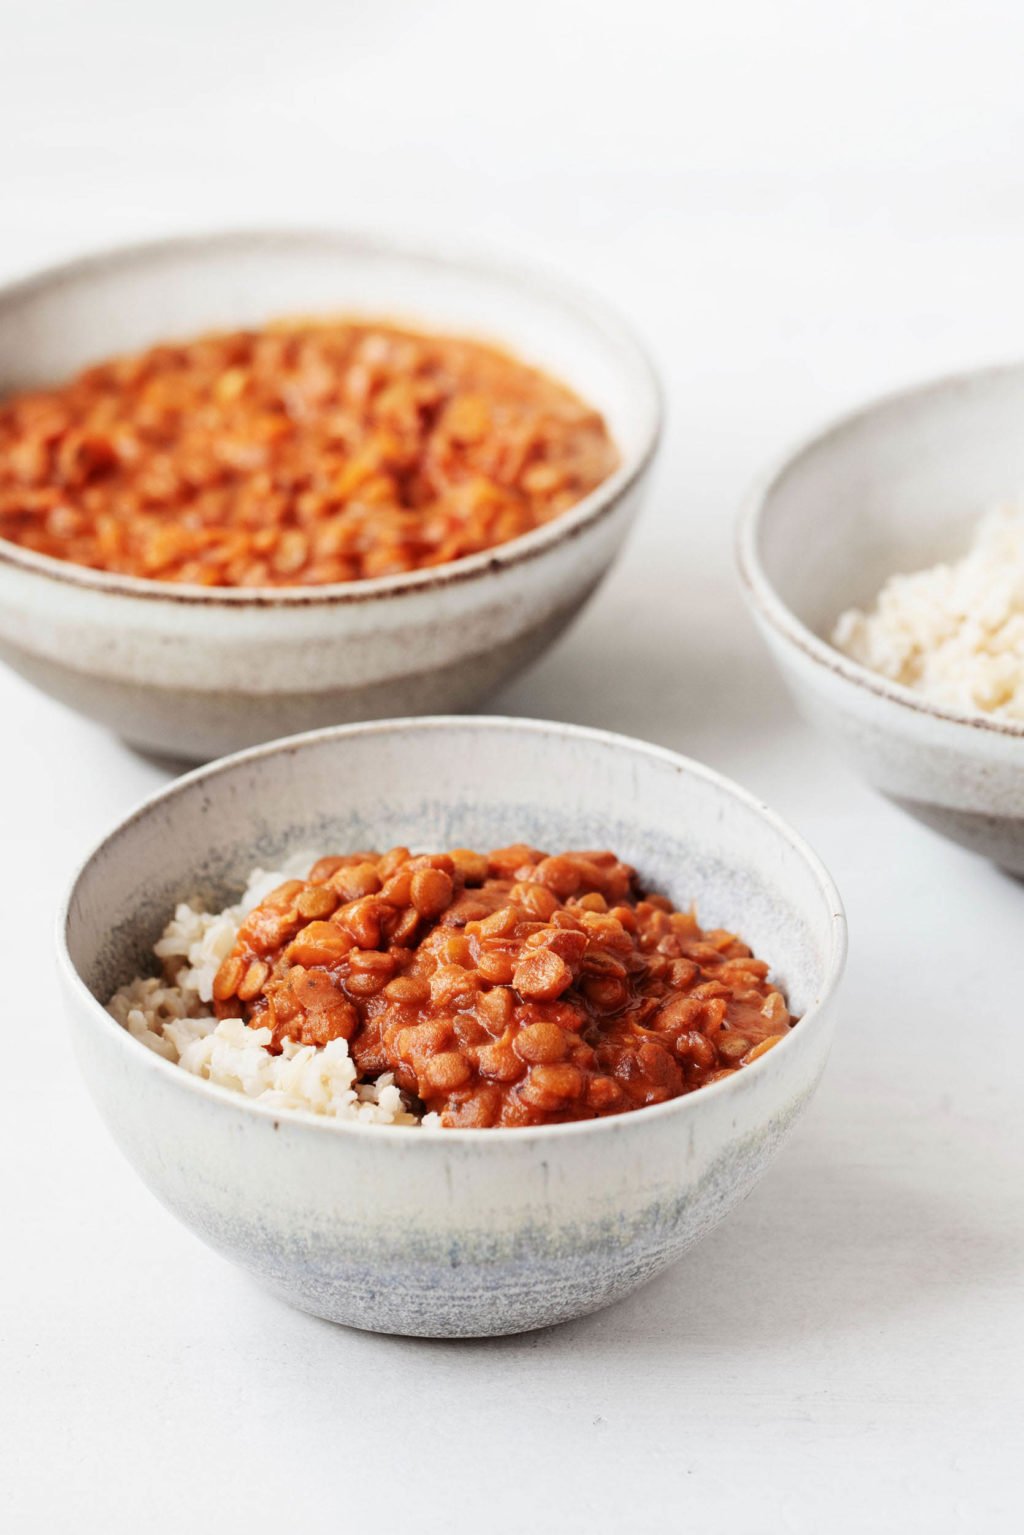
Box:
738, 363, 1024, 872
0, 230, 660, 760
59, 716, 846, 1338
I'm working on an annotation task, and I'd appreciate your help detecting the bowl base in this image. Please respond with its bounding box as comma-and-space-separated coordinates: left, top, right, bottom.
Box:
889, 795, 1024, 875
0, 591, 592, 761
251, 1250, 680, 1339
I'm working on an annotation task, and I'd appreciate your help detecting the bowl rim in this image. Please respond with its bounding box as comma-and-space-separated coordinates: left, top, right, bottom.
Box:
0, 226, 663, 608
736, 359, 1024, 741
57, 714, 848, 1144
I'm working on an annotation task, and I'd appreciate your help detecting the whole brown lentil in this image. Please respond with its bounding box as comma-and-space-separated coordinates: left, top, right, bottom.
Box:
208, 845, 796, 1128
0, 320, 619, 586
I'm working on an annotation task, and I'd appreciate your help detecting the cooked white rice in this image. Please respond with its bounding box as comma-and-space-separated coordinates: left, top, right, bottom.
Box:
107, 856, 435, 1126
833, 506, 1024, 720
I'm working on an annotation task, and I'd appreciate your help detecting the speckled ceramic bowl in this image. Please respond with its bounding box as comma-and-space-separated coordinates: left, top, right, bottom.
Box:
58, 717, 846, 1338
738, 364, 1024, 873
0, 231, 660, 761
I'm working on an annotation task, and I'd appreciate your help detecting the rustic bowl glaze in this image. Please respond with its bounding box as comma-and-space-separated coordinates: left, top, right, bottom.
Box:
738, 364, 1024, 873
0, 231, 660, 761
59, 716, 846, 1338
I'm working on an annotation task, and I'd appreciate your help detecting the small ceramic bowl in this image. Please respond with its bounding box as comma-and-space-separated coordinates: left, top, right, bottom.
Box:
738, 364, 1024, 873
59, 716, 846, 1338
0, 230, 660, 761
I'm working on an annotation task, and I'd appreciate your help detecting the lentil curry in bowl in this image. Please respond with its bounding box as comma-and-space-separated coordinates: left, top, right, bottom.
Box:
0, 319, 618, 588
109, 842, 795, 1130
61, 717, 844, 1335
0, 231, 659, 759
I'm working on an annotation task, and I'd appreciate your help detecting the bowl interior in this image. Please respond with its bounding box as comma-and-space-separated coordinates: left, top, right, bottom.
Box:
65, 720, 841, 1039
753, 364, 1024, 639
0, 231, 656, 469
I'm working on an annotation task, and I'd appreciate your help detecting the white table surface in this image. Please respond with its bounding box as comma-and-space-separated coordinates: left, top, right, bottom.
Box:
2, 3, 1022, 1531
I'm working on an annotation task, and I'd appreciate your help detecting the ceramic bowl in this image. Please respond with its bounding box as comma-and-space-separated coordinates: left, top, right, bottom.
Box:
737, 364, 1024, 873
59, 716, 846, 1338
0, 230, 660, 761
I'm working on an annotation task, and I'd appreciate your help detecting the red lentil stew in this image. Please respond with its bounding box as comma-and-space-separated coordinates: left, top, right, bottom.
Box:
0, 321, 619, 586
213, 845, 795, 1128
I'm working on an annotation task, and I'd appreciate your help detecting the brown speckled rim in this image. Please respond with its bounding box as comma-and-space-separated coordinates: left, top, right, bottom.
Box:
0, 228, 663, 607
57, 715, 847, 1143
736, 362, 1024, 741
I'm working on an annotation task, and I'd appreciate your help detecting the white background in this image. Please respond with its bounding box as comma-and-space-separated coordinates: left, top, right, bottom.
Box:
2, 2, 1022, 1531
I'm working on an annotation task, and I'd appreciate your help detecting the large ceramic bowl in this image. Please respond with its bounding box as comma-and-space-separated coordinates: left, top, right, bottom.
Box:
59, 716, 846, 1338
0, 231, 660, 761
738, 364, 1024, 873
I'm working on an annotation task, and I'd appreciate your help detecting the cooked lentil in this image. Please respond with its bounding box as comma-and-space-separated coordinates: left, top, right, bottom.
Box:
0, 320, 618, 586
212, 845, 795, 1128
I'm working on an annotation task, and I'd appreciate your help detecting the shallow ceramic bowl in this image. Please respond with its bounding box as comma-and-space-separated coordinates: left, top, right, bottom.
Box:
738, 364, 1024, 872
0, 231, 660, 761
59, 716, 846, 1338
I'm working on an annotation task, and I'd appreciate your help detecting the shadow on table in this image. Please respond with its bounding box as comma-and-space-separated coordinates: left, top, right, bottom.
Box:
352, 1125, 1020, 1365
122, 742, 200, 777
493, 594, 793, 768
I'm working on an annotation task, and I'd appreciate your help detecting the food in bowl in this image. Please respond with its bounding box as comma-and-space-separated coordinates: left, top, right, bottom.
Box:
0, 232, 659, 760
64, 714, 843, 1334
108, 843, 794, 1129
0, 318, 618, 586
832, 505, 1024, 721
